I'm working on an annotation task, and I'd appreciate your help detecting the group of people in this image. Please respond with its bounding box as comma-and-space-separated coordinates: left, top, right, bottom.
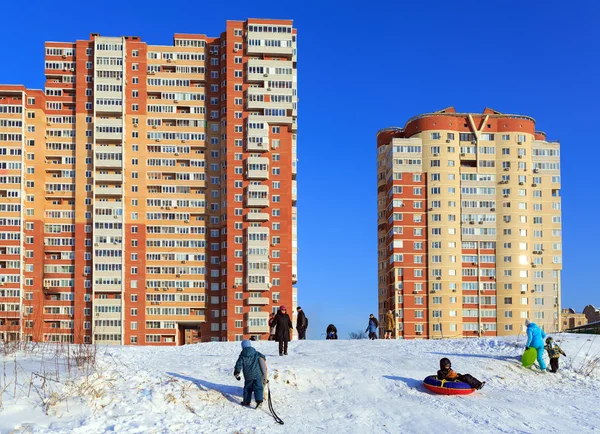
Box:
365, 310, 396, 339
525, 318, 567, 373
233, 315, 569, 408
435, 319, 568, 394
233, 305, 308, 408
267, 306, 308, 356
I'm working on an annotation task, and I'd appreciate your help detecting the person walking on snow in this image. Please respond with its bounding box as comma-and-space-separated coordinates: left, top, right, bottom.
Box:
365, 314, 379, 340
384, 310, 396, 339
524, 319, 547, 371
296, 306, 308, 340
274, 306, 293, 355
233, 340, 268, 408
544, 337, 566, 373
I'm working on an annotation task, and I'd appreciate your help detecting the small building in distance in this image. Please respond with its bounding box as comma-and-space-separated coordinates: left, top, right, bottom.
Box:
561, 308, 587, 331
583, 305, 600, 324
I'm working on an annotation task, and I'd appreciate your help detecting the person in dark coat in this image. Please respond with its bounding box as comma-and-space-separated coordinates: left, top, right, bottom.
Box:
274, 306, 293, 356
326, 324, 338, 340
365, 314, 379, 340
296, 306, 308, 340
437, 357, 485, 390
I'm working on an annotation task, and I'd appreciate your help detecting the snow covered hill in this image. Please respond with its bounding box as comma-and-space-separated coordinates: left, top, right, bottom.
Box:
1, 334, 599, 433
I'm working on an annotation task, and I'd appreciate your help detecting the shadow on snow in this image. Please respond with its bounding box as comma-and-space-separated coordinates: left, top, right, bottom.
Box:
383, 375, 423, 390
167, 372, 243, 404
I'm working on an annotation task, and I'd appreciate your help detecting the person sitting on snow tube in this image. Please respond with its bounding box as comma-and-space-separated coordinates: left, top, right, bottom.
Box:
437, 358, 485, 390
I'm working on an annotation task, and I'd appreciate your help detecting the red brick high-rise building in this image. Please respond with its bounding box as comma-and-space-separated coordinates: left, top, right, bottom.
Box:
0, 19, 298, 345
377, 107, 562, 339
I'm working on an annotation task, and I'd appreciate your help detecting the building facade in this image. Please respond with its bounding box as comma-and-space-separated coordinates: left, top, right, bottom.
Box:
377, 107, 562, 339
0, 19, 298, 345
561, 308, 587, 331
582, 305, 600, 324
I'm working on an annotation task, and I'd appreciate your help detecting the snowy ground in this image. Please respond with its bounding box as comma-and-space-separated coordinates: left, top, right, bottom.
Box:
1, 334, 599, 433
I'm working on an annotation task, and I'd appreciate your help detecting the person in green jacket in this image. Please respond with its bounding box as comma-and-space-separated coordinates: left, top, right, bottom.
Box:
233, 340, 268, 408
544, 337, 566, 373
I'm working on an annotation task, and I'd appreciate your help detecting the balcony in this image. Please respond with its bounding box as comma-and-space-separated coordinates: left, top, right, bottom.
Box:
93, 254, 123, 264
92, 212, 122, 224
246, 157, 269, 180
95, 186, 123, 196
247, 281, 270, 292
245, 310, 270, 320
95, 129, 123, 141
246, 296, 269, 306
93, 284, 122, 292
246, 42, 293, 57
45, 189, 75, 197
292, 180, 297, 203
246, 227, 269, 247
246, 212, 269, 222
246, 138, 269, 152
95, 158, 122, 169
95, 103, 123, 115
94, 173, 122, 182
246, 69, 268, 84
246, 324, 270, 334
246, 185, 269, 207
92, 300, 122, 318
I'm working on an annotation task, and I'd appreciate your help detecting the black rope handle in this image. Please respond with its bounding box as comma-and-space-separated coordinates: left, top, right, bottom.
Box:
267, 382, 284, 425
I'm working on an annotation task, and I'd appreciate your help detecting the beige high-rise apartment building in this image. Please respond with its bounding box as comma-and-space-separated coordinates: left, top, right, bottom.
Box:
0, 19, 298, 345
377, 107, 562, 339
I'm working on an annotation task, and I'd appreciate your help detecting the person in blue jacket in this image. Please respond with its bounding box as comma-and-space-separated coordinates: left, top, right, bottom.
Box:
365, 314, 379, 340
233, 340, 267, 408
524, 318, 547, 371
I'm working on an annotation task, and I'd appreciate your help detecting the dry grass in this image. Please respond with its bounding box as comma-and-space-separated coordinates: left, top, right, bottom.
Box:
0, 339, 99, 417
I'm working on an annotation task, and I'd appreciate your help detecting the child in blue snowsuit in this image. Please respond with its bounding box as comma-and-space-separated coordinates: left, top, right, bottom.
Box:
233, 340, 267, 408
524, 319, 547, 371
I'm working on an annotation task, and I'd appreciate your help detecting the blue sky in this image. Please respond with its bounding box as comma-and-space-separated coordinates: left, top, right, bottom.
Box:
2, 0, 599, 339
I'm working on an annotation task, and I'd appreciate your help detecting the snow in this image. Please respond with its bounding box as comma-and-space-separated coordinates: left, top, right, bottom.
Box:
1, 334, 600, 433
